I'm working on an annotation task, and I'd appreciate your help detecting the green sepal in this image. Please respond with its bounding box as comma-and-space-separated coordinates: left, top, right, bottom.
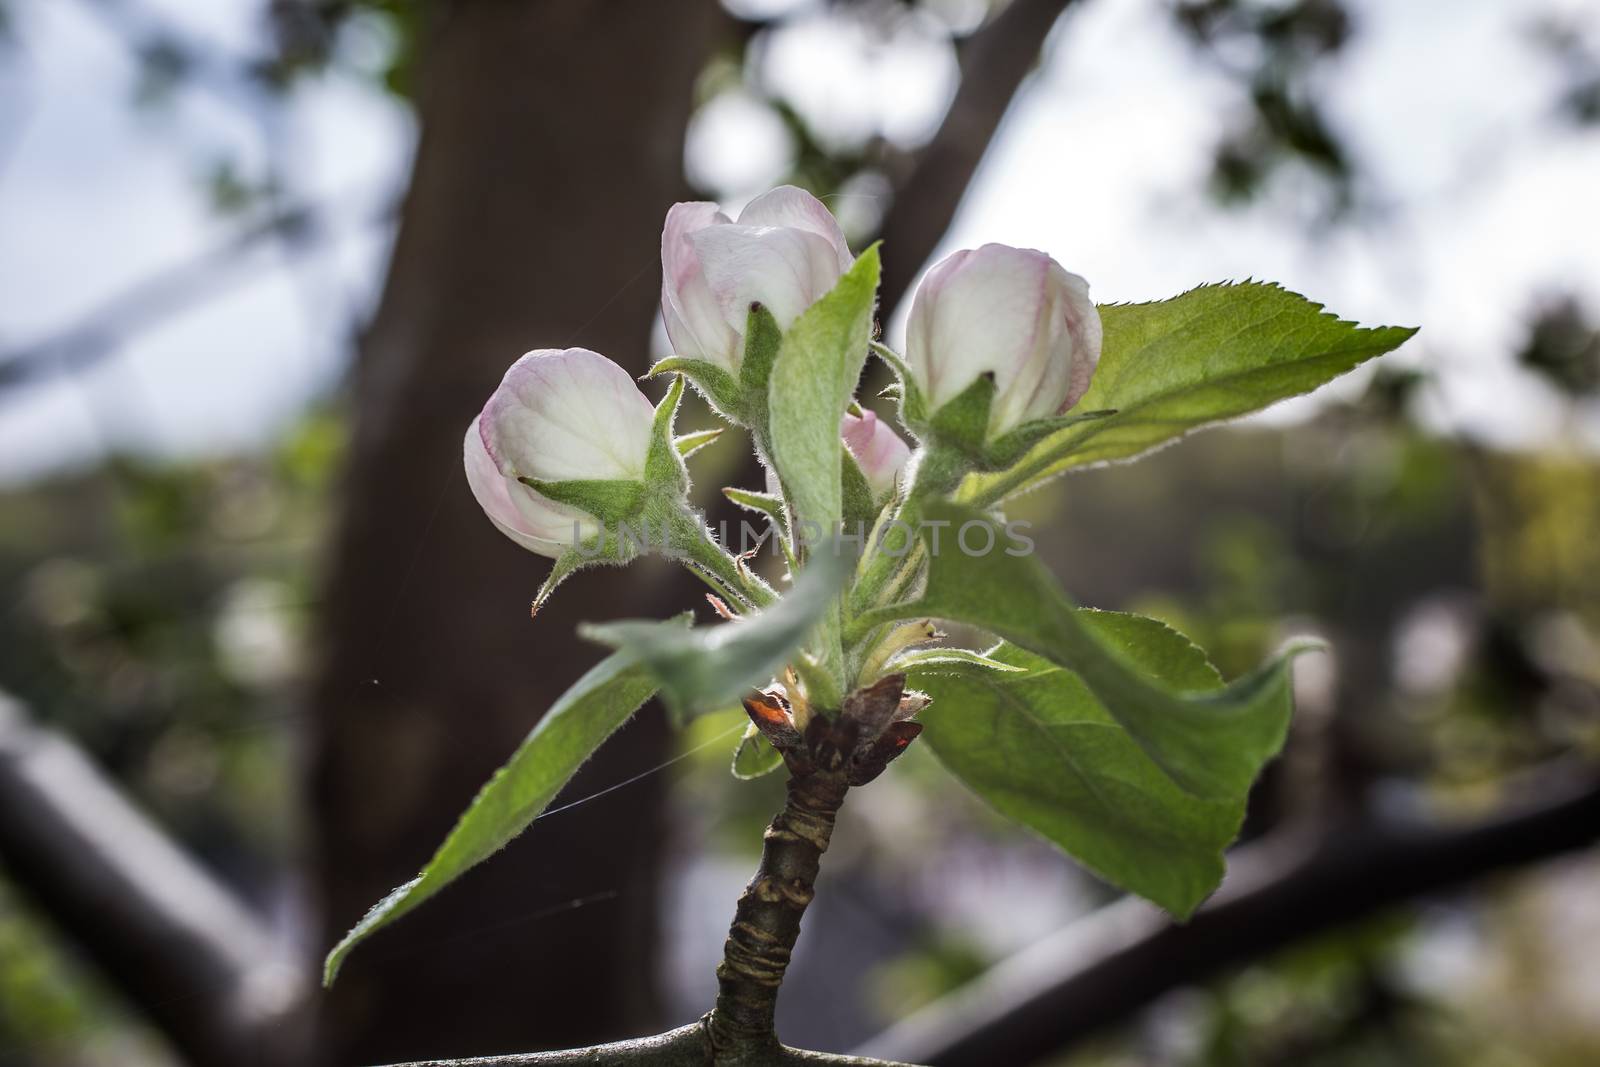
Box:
532, 548, 591, 618
738, 303, 784, 452
647, 356, 742, 422
519, 477, 646, 527
723, 487, 800, 577
724, 487, 790, 541
732, 724, 784, 780
644, 375, 691, 494
841, 448, 879, 532
647, 305, 783, 445
675, 427, 724, 460
926, 371, 997, 456
869, 340, 927, 436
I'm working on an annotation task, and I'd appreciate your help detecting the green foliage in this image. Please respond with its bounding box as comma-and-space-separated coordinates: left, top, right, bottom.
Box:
768, 245, 881, 538
964, 283, 1417, 503
581, 549, 852, 722
858, 500, 1305, 803
912, 625, 1248, 917
323, 647, 665, 985
732, 725, 785, 780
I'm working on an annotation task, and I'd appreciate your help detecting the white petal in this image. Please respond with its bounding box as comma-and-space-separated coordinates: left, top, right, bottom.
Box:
906, 244, 1100, 436
736, 185, 853, 272
481, 348, 655, 483
463, 418, 580, 558
661, 202, 740, 370
690, 223, 845, 333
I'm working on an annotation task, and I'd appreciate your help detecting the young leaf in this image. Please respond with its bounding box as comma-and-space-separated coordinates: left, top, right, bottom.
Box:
853, 499, 1308, 800
732, 724, 785, 780
323, 646, 665, 985
580, 549, 853, 720
965, 283, 1418, 503
911, 628, 1242, 918
768, 245, 881, 540
888, 646, 1026, 674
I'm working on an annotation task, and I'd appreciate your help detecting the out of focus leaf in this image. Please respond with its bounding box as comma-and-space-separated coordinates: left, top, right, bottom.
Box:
323, 646, 662, 985
581, 549, 851, 721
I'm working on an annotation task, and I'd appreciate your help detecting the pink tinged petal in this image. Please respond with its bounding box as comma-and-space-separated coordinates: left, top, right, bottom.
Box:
735, 185, 854, 272
1055, 267, 1102, 413
906, 244, 1101, 437
842, 410, 911, 497
905, 247, 973, 411
690, 224, 846, 335
480, 348, 655, 484
661, 202, 740, 370
463, 419, 586, 558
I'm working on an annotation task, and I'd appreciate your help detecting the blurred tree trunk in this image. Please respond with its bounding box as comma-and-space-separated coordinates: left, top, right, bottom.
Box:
307, 3, 717, 1063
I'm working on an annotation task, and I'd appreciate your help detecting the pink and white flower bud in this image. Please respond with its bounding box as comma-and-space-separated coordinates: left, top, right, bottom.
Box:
905, 244, 1102, 438
465, 347, 655, 558
842, 409, 911, 498
661, 186, 854, 373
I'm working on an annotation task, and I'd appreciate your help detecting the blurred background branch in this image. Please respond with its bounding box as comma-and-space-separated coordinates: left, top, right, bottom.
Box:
858, 761, 1600, 1065
0, 691, 307, 1066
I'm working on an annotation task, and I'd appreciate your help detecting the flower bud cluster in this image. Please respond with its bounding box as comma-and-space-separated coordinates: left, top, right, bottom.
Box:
464, 186, 1101, 566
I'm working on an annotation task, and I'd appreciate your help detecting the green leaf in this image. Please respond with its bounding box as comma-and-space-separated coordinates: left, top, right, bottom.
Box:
911, 627, 1243, 917
732, 724, 784, 779
854, 499, 1308, 800
768, 245, 881, 540
984, 409, 1116, 469
323, 646, 665, 985
965, 283, 1418, 503
580, 549, 853, 720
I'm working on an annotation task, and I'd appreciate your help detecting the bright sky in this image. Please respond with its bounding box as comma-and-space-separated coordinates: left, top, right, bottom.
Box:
2, 0, 1597, 483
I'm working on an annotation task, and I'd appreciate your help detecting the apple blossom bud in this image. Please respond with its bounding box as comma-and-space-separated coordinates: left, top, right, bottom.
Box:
905, 244, 1102, 439
465, 347, 655, 558
661, 185, 853, 373
841, 410, 910, 498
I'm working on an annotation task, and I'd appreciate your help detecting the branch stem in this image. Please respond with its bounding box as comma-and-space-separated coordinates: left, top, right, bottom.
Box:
707, 767, 852, 1061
